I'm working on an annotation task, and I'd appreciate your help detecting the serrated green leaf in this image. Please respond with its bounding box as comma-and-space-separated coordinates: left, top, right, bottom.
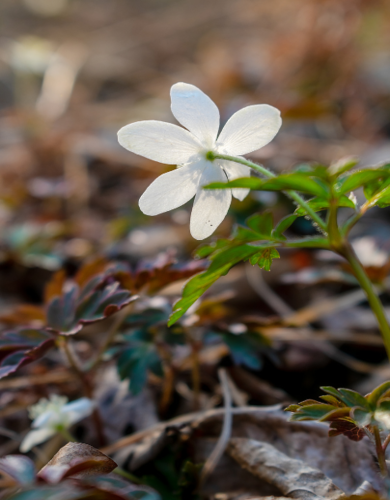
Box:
246, 212, 273, 237
336, 169, 389, 195
328, 157, 359, 178
272, 214, 298, 239
168, 244, 262, 325
294, 195, 356, 216
250, 247, 280, 271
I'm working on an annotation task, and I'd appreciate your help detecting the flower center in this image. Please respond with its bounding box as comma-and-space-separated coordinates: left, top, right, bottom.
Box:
205, 151, 216, 161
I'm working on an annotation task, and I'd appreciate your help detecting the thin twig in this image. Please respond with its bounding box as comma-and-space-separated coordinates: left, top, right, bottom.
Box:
0, 371, 77, 390
101, 404, 281, 455
199, 368, 233, 487
60, 337, 106, 446
89, 303, 135, 371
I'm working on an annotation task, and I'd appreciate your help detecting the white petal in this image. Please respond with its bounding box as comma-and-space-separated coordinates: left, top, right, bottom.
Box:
62, 398, 95, 426
32, 410, 56, 429
217, 104, 282, 156
139, 162, 206, 216
218, 159, 251, 201
20, 428, 55, 452
118, 120, 202, 164
190, 163, 232, 240
170, 83, 220, 147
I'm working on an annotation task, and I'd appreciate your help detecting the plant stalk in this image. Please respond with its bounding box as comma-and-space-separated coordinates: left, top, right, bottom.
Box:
341, 243, 390, 361
88, 303, 134, 371
59, 428, 76, 443
59, 337, 106, 446
373, 425, 388, 477
191, 342, 201, 410
212, 153, 327, 232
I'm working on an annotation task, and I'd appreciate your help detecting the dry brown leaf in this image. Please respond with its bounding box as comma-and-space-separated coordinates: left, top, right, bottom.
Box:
193, 410, 380, 496
228, 438, 343, 500
39, 442, 117, 483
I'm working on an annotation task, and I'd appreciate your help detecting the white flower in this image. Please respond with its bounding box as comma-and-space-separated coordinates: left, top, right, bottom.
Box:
118, 82, 282, 240
20, 395, 95, 452
374, 410, 390, 430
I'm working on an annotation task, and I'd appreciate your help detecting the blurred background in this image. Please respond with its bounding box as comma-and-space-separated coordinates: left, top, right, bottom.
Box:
1, 0, 390, 396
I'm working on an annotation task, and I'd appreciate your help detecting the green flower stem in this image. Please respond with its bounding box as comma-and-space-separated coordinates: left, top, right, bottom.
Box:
342, 183, 390, 236
211, 153, 327, 232
327, 190, 343, 250
373, 425, 388, 477
113, 467, 142, 484
341, 243, 390, 361
59, 428, 76, 443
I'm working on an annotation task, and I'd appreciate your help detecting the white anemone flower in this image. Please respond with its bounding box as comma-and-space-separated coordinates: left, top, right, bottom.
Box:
20, 395, 95, 452
118, 82, 282, 240
375, 410, 390, 430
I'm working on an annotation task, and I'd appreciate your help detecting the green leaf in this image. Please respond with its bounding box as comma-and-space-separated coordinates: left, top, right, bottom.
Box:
117, 343, 162, 394
337, 388, 371, 411
249, 247, 280, 271
293, 163, 329, 179
366, 381, 390, 407
194, 239, 230, 258
364, 178, 390, 207
223, 333, 263, 370
285, 404, 301, 412
246, 212, 273, 237
328, 157, 359, 178
271, 214, 298, 239
205, 173, 329, 197
285, 236, 330, 248
377, 398, 390, 412
294, 195, 356, 216
336, 169, 389, 195
318, 407, 351, 422
289, 404, 336, 421
168, 244, 261, 325
319, 395, 344, 406
351, 407, 372, 427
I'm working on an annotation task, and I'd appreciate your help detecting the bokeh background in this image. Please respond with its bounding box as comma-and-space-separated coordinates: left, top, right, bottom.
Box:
1, 0, 390, 396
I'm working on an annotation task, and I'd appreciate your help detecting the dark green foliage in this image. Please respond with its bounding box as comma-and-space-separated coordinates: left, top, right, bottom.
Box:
222, 331, 270, 370
116, 308, 174, 394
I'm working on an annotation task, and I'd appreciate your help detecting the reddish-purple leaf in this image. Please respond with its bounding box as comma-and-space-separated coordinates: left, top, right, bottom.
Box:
0, 328, 55, 380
